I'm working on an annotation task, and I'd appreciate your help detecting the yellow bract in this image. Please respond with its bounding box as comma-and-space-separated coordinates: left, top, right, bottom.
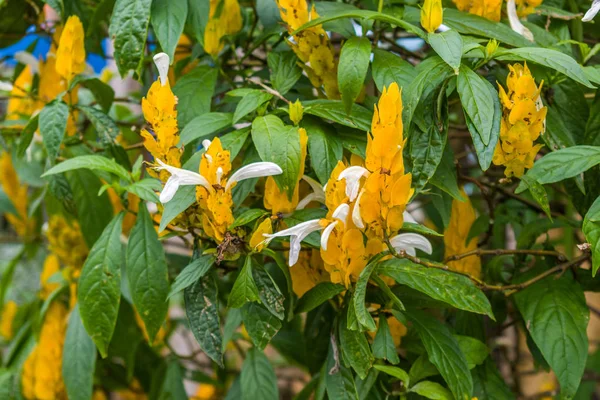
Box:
0, 152, 33, 238
250, 218, 273, 251
46, 215, 89, 269
264, 128, 308, 215
276, 0, 340, 99
40, 254, 62, 300
22, 301, 68, 400
421, 0, 443, 33
444, 188, 482, 278
0, 301, 18, 339
453, 0, 502, 21
6, 66, 36, 123
492, 63, 546, 178
55, 15, 86, 83
204, 0, 243, 56
290, 249, 328, 296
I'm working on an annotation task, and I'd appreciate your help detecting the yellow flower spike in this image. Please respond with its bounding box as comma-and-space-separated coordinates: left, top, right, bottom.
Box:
250, 218, 273, 251
421, 0, 443, 33
0, 152, 32, 238
6, 65, 36, 123
46, 215, 89, 269
492, 63, 546, 178
40, 254, 61, 300
290, 249, 328, 297
289, 99, 304, 126
452, 0, 502, 21
444, 188, 481, 279
203, 19, 226, 56
0, 301, 18, 339
55, 15, 86, 83
204, 0, 242, 57
21, 301, 68, 400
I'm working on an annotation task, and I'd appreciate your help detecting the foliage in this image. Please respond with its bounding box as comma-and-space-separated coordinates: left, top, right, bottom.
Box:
2, 0, 600, 398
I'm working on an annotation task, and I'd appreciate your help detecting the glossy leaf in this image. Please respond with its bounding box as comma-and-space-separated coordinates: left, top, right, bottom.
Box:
338, 36, 371, 114
43, 155, 131, 182
242, 302, 282, 349
39, 100, 69, 162
228, 257, 261, 308
63, 305, 96, 400
295, 282, 345, 313
241, 347, 279, 400
180, 112, 233, 145
109, 0, 152, 77
151, 0, 187, 60
428, 30, 463, 73
173, 65, 218, 127
267, 51, 302, 95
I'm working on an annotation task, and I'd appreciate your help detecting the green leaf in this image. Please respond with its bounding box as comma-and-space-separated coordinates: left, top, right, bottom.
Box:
401, 222, 442, 237
180, 112, 233, 145
456, 335, 489, 369
234, 90, 273, 124
67, 169, 113, 247
173, 65, 218, 127
302, 117, 343, 185
410, 381, 453, 400
241, 347, 279, 400
514, 275, 589, 398
372, 317, 400, 364
241, 302, 282, 349
16, 114, 39, 158
408, 310, 473, 400
338, 37, 371, 114
231, 209, 269, 229
228, 257, 261, 308
39, 100, 69, 161
339, 312, 374, 379
44, 154, 131, 183
126, 205, 169, 342
458, 65, 495, 146
156, 360, 188, 399
373, 365, 409, 386
378, 258, 494, 318
428, 30, 463, 74
63, 305, 96, 400
371, 49, 417, 93
251, 115, 301, 199
472, 359, 515, 400
353, 258, 379, 332
516, 146, 600, 193
77, 105, 120, 144
151, 0, 187, 60
220, 126, 251, 160
519, 175, 552, 219
326, 344, 360, 400
185, 273, 223, 366
466, 78, 501, 171
303, 100, 372, 131
159, 186, 195, 232
78, 213, 124, 357
72, 76, 115, 113
267, 51, 302, 95
443, 9, 533, 47
109, 0, 152, 77
252, 265, 285, 320
409, 107, 447, 192
584, 196, 600, 276
125, 178, 161, 203
168, 254, 215, 298
295, 282, 345, 313
495, 47, 594, 88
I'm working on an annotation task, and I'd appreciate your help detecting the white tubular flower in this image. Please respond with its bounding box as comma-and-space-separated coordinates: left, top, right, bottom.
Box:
296, 175, 326, 210
320, 221, 338, 251
507, 0, 533, 41
262, 219, 324, 266
583, 0, 600, 22
153, 52, 170, 86
155, 159, 213, 203
338, 166, 370, 201
321, 203, 350, 251
403, 210, 417, 224
225, 162, 282, 191
352, 189, 366, 229
14, 52, 39, 74
389, 233, 433, 256
0, 81, 13, 92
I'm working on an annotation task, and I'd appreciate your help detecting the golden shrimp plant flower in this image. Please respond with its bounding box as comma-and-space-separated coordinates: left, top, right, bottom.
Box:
156, 137, 282, 242
55, 15, 86, 82
421, 0, 443, 33
204, 0, 243, 56
492, 63, 547, 178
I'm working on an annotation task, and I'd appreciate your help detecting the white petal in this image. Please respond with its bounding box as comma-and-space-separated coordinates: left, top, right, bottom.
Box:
403, 210, 417, 224
507, 0, 534, 41
160, 175, 181, 203
202, 139, 212, 151
390, 233, 433, 256
0, 81, 13, 92
225, 162, 282, 191
338, 166, 370, 201
296, 193, 317, 210
153, 52, 170, 86
583, 0, 600, 21
332, 203, 350, 227
14, 52, 39, 74
288, 236, 303, 266
155, 159, 212, 203
302, 175, 326, 203
262, 219, 324, 266
353, 190, 365, 229
320, 221, 338, 251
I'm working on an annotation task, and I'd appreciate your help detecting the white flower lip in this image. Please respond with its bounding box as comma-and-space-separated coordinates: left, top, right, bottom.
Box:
225, 162, 282, 191
320, 221, 338, 251
352, 189, 365, 229
153, 52, 170, 86
262, 219, 324, 266
155, 159, 212, 203
583, 0, 600, 22
507, 0, 534, 41
389, 233, 433, 256
0, 81, 13, 92
338, 166, 370, 201
296, 175, 326, 210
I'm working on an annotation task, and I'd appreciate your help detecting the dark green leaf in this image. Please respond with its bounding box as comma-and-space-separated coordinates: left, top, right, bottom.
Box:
228, 257, 261, 308
466, 78, 501, 171
472, 359, 515, 400
353, 258, 379, 332
584, 196, 600, 276
151, 0, 188, 60
428, 30, 463, 73
241, 347, 279, 400
295, 282, 345, 313
16, 114, 39, 159
78, 105, 120, 143
252, 265, 285, 320
180, 112, 233, 145
125, 178, 161, 203
372, 317, 400, 364
458, 66, 495, 146
302, 117, 343, 185
326, 343, 359, 400
63, 305, 96, 400
43, 155, 131, 182
109, 0, 152, 77
241, 302, 282, 349
410, 381, 452, 400
303, 100, 372, 131
173, 66, 218, 127
339, 312, 374, 379
159, 185, 195, 232
40, 100, 69, 161
371, 49, 417, 92
234, 91, 273, 124
267, 51, 302, 95
231, 209, 269, 229
78, 213, 124, 357
401, 222, 442, 237
519, 175, 552, 219
338, 37, 371, 114
75, 77, 115, 113
168, 254, 215, 298
373, 365, 409, 385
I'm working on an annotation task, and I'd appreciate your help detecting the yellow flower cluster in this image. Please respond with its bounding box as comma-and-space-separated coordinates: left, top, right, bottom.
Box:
46, 215, 89, 269
141, 60, 182, 181
452, 0, 541, 20
289, 250, 328, 297
276, 0, 340, 99
6, 66, 36, 123
492, 63, 546, 178
0, 152, 34, 238
444, 189, 481, 279
204, 0, 243, 56
0, 301, 18, 339
21, 301, 68, 400
55, 16, 86, 83
421, 0, 443, 33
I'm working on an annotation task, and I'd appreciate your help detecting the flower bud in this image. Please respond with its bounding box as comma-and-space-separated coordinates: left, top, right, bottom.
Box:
485, 39, 499, 59
289, 99, 304, 125
421, 0, 443, 33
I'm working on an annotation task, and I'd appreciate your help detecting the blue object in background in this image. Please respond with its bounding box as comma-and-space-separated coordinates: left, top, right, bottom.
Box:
0, 25, 108, 74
